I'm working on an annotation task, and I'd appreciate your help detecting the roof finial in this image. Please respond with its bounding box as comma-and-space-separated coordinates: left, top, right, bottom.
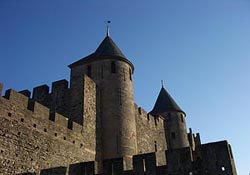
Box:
161, 80, 164, 88
106, 20, 111, 37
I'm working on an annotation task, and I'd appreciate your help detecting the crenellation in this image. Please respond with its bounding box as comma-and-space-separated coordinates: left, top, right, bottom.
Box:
0, 31, 237, 175
51, 79, 68, 93
32, 84, 50, 103
19, 90, 31, 98
4, 89, 29, 109
133, 153, 157, 175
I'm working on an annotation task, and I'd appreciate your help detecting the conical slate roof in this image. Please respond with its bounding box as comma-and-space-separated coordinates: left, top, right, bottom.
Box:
150, 87, 184, 115
69, 36, 133, 70
95, 36, 126, 58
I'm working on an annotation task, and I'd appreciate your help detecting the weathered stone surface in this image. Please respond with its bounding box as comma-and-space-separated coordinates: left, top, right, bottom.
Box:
0, 34, 237, 175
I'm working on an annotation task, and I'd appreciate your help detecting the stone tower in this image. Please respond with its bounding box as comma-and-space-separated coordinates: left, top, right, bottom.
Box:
69, 33, 137, 169
150, 86, 189, 150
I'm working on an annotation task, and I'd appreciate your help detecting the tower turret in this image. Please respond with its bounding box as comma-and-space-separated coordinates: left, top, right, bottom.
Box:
150, 86, 189, 150
69, 33, 137, 170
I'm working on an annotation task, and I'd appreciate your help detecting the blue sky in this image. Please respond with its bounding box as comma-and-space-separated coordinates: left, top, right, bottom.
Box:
0, 0, 249, 174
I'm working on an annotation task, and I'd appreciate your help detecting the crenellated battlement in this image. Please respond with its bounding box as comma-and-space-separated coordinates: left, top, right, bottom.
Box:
29, 79, 70, 117
135, 104, 163, 127
16, 141, 236, 175
1, 88, 84, 139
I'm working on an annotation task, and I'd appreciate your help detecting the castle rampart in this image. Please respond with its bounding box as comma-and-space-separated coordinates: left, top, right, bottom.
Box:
15, 141, 236, 175
0, 32, 237, 175
134, 104, 167, 166
0, 78, 97, 175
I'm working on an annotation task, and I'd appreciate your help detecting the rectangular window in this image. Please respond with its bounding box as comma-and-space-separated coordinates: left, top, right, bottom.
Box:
87, 65, 92, 77
171, 132, 176, 139
111, 62, 116, 73
154, 141, 158, 152
68, 120, 73, 130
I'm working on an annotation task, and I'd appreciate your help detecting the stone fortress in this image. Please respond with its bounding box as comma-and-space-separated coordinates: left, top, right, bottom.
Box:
0, 29, 237, 175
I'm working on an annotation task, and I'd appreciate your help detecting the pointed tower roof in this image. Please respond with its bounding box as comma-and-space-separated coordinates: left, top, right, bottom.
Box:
94, 36, 126, 58
69, 35, 133, 71
150, 87, 185, 116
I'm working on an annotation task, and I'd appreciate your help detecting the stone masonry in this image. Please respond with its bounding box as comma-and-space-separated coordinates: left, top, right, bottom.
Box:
0, 32, 237, 175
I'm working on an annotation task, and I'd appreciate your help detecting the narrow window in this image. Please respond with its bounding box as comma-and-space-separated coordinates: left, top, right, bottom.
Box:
68, 120, 73, 130
44, 128, 47, 132
129, 68, 132, 80
64, 136, 66, 140
72, 140, 75, 144
55, 133, 57, 137
8, 113, 11, 117
171, 132, 176, 139
111, 61, 116, 73
87, 65, 92, 77
143, 159, 146, 172
21, 118, 24, 122
154, 141, 158, 152
49, 113, 55, 122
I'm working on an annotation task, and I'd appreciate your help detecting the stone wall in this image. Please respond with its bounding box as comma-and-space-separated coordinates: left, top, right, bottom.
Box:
17, 141, 237, 175
0, 85, 96, 174
70, 58, 137, 170
134, 104, 167, 166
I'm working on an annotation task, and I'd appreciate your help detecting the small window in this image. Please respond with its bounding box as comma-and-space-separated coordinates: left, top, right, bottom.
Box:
55, 133, 57, 137
111, 61, 116, 73
68, 120, 73, 130
171, 132, 176, 139
154, 141, 158, 152
33, 124, 37, 128
73, 140, 75, 144
21, 118, 24, 122
87, 65, 92, 77
64, 136, 66, 140
8, 113, 11, 117
221, 166, 225, 171
18, 132, 21, 136
44, 128, 47, 132
129, 68, 132, 80
49, 113, 55, 122
80, 143, 83, 148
